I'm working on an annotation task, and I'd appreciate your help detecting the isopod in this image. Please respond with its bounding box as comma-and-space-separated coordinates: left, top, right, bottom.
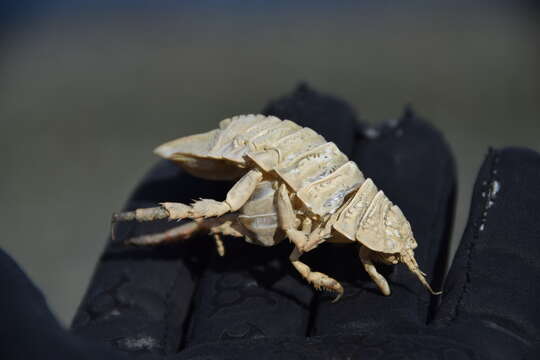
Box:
112, 114, 440, 301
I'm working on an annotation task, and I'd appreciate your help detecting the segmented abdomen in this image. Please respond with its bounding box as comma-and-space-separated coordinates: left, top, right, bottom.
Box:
217, 115, 365, 217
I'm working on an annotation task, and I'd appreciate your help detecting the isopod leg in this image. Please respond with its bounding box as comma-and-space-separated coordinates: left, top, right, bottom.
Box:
277, 183, 309, 251
127, 213, 244, 256
111, 169, 262, 236
127, 220, 203, 246
194, 168, 262, 217
289, 247, 344, 302
205, 214, 251, 256
213, 234, 225, 257
358, 245, 391, 296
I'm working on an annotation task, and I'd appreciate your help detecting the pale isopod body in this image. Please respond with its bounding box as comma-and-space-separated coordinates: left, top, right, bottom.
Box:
112, 115, 439, 300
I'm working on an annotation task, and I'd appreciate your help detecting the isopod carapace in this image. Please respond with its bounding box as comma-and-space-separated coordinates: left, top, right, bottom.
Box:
112, 114, 440, 301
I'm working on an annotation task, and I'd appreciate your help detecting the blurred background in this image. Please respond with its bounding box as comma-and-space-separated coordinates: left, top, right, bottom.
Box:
1, 1, 538, 325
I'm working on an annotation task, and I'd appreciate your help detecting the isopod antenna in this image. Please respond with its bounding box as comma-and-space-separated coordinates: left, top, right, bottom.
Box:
401, 249, 442, 295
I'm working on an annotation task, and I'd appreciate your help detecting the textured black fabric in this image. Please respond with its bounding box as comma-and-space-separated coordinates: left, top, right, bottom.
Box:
0, 248, 129, 360
1, 85, 539, 359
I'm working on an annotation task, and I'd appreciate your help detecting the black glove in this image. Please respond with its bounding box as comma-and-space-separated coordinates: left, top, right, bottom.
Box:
2, 85, 539, 359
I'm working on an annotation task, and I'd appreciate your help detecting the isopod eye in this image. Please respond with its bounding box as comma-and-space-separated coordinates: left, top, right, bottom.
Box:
398, 219, 414, 241
407, 237, 418, 249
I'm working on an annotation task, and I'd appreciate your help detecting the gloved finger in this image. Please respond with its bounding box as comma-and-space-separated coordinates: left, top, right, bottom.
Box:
0, 248, 132, 360
262, 83, 360, 155
313, 108, 456, 335
170, 333, 481, 360
71, 160, 228, 356
433, 148, 540, 350
181, 84, 362, 349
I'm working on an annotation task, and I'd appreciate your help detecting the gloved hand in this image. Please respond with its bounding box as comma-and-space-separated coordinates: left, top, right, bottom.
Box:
2, 85, 539, 359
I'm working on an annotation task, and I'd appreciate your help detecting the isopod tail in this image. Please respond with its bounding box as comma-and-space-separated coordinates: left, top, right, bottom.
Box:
401, 249, 442, 295
154, 129, 245, 181
154, 129, 218, 160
